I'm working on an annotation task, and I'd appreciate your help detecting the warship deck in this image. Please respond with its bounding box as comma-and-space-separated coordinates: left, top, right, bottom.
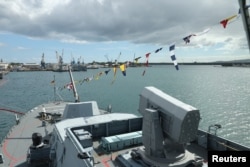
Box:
0, 101, 210, 167
91, 140, 208, 167
0, 102, 67, 167
1, 99, 250, 167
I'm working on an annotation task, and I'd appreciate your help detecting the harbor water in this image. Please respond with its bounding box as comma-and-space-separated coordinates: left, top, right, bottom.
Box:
0, 65, 250, 147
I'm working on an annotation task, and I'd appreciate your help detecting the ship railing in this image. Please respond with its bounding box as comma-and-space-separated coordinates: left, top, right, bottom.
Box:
196, 129, 250, 151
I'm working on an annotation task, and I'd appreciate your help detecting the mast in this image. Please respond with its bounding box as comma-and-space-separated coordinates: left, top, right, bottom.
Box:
68, 65, 80, 102
53, 75, 56, 101
238, 0, 250, 51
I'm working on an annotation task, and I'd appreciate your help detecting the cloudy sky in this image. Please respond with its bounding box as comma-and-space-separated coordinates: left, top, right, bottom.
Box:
0, 0, 249, 64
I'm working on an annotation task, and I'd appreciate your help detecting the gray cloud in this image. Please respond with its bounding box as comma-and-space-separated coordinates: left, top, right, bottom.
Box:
0, 0, 245, 47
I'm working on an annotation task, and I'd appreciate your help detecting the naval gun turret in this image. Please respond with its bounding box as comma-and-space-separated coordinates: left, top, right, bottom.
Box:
136, 86, 202, 166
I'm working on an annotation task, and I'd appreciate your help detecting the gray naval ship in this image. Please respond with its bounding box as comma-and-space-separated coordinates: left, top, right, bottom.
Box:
1, 0, 250, 166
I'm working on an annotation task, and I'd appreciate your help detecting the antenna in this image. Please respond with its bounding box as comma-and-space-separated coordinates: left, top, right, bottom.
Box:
68, 66, 80, 102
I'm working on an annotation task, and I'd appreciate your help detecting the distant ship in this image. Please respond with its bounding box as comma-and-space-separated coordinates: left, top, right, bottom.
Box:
0, 1, 250, 167
53, 52, 87, 72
